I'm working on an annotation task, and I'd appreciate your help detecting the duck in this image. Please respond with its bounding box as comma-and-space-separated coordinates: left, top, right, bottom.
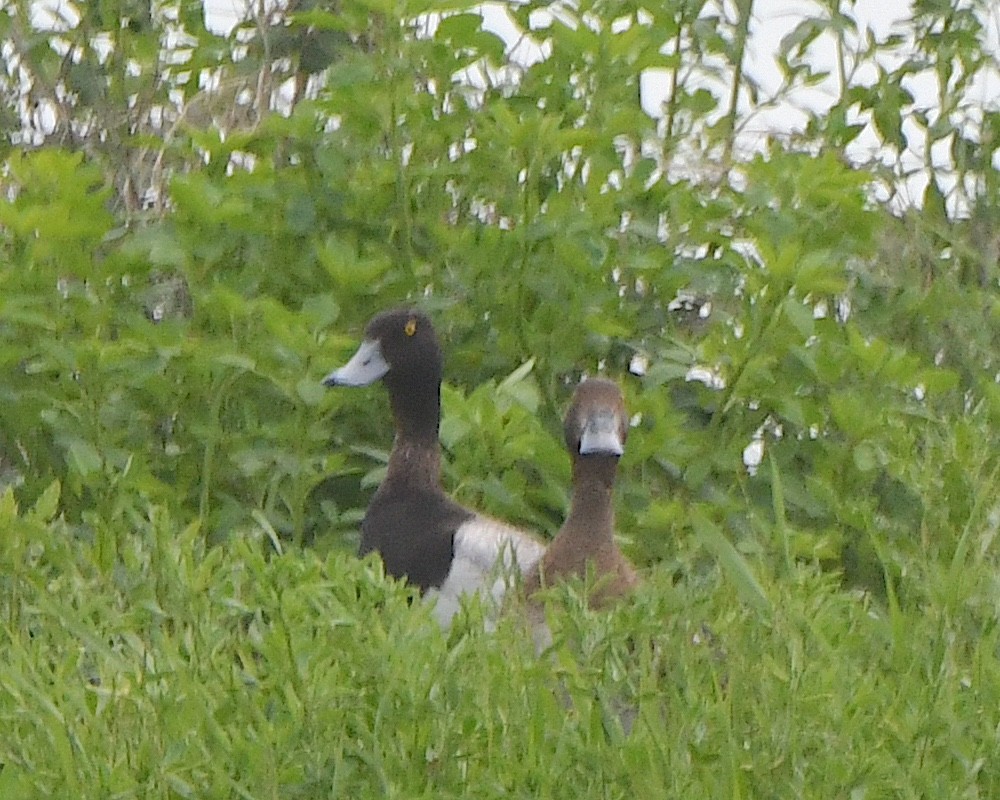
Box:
322, 307, 545, 626
524, 377, 639, 607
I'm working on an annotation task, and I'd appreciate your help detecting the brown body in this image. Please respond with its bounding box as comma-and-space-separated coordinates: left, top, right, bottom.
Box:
525, 378, 639, 607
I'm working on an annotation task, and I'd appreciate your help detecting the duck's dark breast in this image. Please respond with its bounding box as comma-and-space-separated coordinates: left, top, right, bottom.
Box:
360, 491, 474, 591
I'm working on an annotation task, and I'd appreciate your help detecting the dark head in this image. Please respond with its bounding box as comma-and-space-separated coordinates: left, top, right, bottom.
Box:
564, 378, 627, 458
323, 307, 443, 438
323, 308, 442, 388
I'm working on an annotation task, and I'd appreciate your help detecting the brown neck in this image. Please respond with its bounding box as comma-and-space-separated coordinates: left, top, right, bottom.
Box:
563, 455, 617, 539
383, 434, 442, 493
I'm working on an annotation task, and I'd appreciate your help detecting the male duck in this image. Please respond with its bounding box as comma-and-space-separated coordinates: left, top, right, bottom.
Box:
323, 307, 545, 626
524, 377, 639, 607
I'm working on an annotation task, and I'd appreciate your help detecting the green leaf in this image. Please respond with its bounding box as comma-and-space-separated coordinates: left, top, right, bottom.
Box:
297, 377, 327, 406
66, 440, 103, 477
0, 488, 18, 522
779, 17, 828, 57
300, 294, 341, 329
30, 481, 61, 523
498, 360, 540, 412
830, 391, 877, 439
643, 362, 690, 388
213, 353, 257, 371
691, 508, 772, 615
499, 358, 535, 388
852, 441, 887, 473
435, 13, 483, 43
783, 297, 815, 339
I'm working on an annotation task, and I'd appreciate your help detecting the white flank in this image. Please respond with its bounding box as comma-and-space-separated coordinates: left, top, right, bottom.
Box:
426, 515, 545, 628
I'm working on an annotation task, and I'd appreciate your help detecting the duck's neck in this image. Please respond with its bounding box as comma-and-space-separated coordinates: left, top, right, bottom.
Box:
384, 381, 442, 492
563, 456, 618, 539
384, 435, 442, 491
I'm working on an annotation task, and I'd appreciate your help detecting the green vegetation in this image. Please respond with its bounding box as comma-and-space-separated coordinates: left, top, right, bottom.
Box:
1, 0, 999, 795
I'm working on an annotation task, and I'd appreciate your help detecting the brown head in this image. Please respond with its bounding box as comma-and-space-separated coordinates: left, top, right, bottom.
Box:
563, 377, 628, 461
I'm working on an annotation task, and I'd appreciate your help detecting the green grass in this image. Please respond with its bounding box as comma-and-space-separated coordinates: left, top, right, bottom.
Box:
2, 481, 999, 798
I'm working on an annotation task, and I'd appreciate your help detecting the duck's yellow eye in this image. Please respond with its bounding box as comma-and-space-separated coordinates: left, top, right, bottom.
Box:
405, 318, 417, 337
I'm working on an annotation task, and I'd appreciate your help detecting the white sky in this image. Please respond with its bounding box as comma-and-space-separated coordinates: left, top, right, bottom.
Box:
201, 0, 1000, 211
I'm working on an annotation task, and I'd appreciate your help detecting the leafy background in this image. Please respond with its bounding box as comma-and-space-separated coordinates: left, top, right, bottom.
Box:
1, 0, 999, 795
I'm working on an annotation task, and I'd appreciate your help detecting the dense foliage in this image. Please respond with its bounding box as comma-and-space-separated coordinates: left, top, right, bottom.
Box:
1, 0, 999, 794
